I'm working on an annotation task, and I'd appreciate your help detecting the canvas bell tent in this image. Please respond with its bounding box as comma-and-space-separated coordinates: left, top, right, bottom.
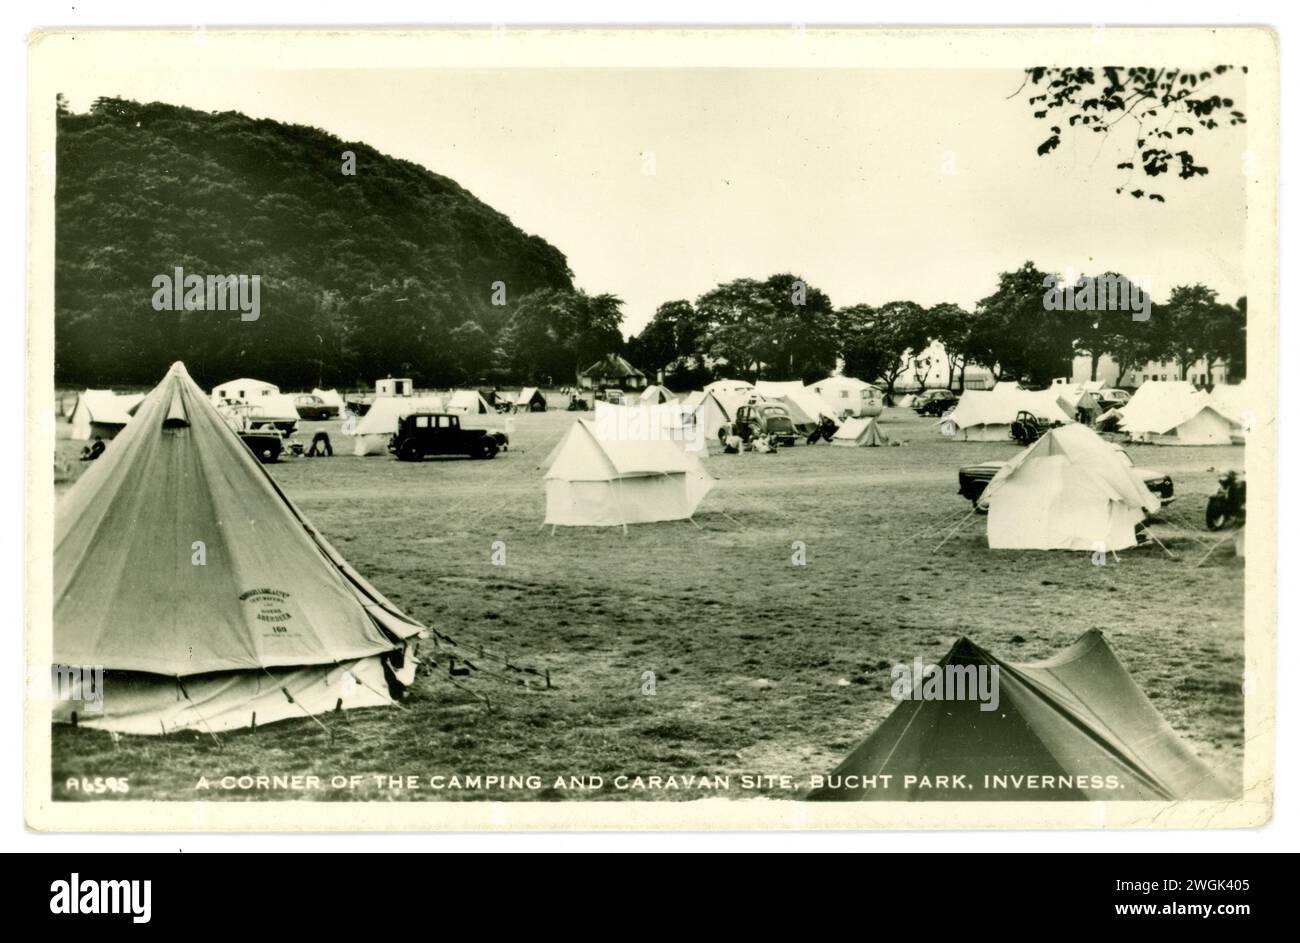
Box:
515, 387, 547, 412
1118, 381, 1233, 446
942, 384, 1073, 441
350, 395, 445, 455
541, 419, 714, 528
981, 424, 1160, 551
69, 390, 144, 440
808, 631, 1230, 801
53, 362, 424, 734
832, 416, 891, 447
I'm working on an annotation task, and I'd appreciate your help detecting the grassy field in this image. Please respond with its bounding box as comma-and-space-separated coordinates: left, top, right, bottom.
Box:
51, 405, 1245, 801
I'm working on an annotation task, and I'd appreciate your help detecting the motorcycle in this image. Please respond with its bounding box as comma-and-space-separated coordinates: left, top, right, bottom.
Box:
1205, 470, 1246, 531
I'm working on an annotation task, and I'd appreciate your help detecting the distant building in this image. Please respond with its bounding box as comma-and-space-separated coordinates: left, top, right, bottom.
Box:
1067, 354, 1229, 389
577, 353, 648, 392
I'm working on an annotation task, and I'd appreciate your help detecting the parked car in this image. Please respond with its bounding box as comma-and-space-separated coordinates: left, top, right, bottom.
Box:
957, 446, 1174, 509
1095, 388, 1132, 412
727, 400, 799, 446
390, 413, 500, 460
294, 393, 335, 421
914, 389, 958, 417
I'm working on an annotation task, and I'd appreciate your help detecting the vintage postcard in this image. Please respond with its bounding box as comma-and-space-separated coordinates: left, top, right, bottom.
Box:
25, 26, 1278, 831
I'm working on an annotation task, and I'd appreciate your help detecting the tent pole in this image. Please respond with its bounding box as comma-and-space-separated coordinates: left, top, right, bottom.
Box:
1192, 527, 1241, 567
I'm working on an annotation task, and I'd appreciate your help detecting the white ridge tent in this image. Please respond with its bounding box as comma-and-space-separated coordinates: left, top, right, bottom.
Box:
982, 424, 1160, 551
640, 384, 677, 404
514, 387, 547, 411
350, 395, 445, 455
311, 388, 345, 411
754, 381, 830, 425
69, 390, 145, 440
832, 416, 891, 447
1209, 382, 1253, 443
943, 384, 1074, 441
541, 419, 714, 528
681, 391, 735, 445
445, 390, 494, 415
1118, 381, 1233, 446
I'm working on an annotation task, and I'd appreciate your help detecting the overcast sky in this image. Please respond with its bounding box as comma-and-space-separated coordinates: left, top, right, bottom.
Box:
62, 66, 1249, 335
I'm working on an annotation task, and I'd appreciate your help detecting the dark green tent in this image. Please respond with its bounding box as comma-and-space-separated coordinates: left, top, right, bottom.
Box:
808, 631, 1231, 801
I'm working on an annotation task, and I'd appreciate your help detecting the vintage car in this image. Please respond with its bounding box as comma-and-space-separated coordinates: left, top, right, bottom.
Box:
1094, 388, 1132, 412
728, 399, 800, 447
389, 412, 501, 460
958, 447, 1174, 509
913, 389, 958, 417
294, 393, 336, 421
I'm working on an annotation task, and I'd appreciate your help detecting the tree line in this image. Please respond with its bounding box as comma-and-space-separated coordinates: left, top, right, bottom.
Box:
626, 263, 1246, 393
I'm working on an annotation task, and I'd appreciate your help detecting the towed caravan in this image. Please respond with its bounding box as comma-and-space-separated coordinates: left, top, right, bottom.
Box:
54, 362, 424, 734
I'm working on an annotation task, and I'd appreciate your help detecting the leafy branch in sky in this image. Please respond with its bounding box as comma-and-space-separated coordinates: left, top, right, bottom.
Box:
1018, 66, 1246, 203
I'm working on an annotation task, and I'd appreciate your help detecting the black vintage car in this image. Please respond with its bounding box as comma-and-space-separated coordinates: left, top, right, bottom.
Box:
728, 400, 799, 446
294, 394, 336, 421
390, 412, 500, 461
913, 389, 958, 417
957, 448, 1174, 509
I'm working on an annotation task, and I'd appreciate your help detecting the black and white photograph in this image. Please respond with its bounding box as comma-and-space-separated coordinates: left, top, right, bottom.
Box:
21, 22, 1278, 835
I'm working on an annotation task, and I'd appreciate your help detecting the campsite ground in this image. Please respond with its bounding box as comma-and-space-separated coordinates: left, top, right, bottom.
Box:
51, 405, 1246, 801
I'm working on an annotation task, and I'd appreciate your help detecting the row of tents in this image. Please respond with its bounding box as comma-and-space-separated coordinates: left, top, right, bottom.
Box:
941, 380, 1249, 446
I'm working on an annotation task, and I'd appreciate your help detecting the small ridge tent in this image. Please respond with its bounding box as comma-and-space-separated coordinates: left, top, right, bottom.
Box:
349, 395, 445, 455
1118, 381, 1233, 446
831, 416, 891, 447
639, 384, 677, 404
981, 424, 1160, 551
515, 387, 547, 412
54, 362, 424, 734
69, 390, 144, 440
809, 375, 884, 418
540, 418, 714, 528
1052, 385, 1103, 424
942, 384, 1074, 441
807, 631, 1231, 801
445, 389, 494, 415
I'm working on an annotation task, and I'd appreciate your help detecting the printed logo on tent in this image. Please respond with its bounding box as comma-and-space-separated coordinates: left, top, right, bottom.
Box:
239, 588, 299, 636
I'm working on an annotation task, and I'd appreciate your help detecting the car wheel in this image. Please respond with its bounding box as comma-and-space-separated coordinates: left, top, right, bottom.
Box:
398, 440, 422, 462
480, 442, 498, 460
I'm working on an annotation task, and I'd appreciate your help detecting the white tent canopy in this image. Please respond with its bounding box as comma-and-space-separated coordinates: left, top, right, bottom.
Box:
832, 416, 890, 447
311, 388, 345, 410
983, 424, 1160, 551
943, 385, 1074, 441
70, 390, 145, 440
681, 391, 734, 446
1209, 382, 1253, 441
350, 395, 446, 455
445, 389, 494, 415
703, 378, 755, 397
754, 381, 831, 424
1118, 381, 1233, 445
639, 384, 677, 404
541, 419, 714, 527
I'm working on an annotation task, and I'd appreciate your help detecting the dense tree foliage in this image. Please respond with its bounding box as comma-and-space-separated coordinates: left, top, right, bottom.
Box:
55, 98, 578, 388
